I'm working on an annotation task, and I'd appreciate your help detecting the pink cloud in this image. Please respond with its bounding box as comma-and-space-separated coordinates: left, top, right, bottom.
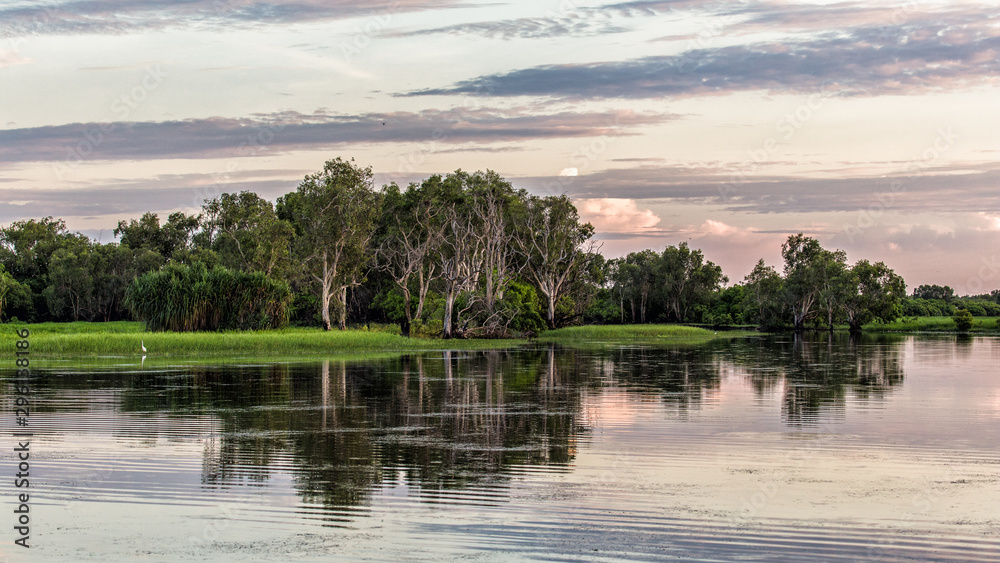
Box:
577, 198, 661, 233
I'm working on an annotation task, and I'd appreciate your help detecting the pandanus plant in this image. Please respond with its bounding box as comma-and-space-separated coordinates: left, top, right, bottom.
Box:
125, 263, 290, 332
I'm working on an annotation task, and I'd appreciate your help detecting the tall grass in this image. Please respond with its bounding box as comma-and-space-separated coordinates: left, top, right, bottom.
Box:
125, 263, 290, 331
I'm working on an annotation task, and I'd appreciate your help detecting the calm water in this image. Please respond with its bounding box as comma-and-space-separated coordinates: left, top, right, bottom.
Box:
3, 334, 999, 561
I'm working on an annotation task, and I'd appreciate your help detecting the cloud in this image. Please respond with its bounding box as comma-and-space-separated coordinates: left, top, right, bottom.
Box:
0, 0, 466, 36
576, 198, 661, 233
827, 219, 1000, 293
387, 14, 628, 40
406, 19, 1000, 99
0, 108, 673, 163
0, 49, 31, 68
519, 165, 1000, 215
0, 169, 300, 223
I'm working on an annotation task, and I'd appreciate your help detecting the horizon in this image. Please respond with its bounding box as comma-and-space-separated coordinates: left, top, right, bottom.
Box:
2, 0, 999, 293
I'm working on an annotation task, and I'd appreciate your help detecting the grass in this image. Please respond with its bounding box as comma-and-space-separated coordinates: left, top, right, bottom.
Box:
1, 321, 737, 359
537, 324, 734, 348
863, 316, 1000, 333
0, 321, 527, 358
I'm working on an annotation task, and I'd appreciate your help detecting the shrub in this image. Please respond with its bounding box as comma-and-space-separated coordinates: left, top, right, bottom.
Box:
952, 309, 974, 332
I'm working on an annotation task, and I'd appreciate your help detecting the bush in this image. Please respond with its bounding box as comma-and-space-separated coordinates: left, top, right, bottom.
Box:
952, 309, 974, 332
124, 263, 290, 331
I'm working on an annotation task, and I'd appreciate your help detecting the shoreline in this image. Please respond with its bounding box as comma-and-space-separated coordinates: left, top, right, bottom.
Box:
2, 320, 997, 360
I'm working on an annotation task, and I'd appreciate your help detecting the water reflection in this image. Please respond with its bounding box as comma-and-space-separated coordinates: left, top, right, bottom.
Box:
727, 333, 906, 425
21, 333, 912, 513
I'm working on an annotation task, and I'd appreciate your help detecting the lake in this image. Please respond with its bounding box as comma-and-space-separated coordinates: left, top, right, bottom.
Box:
4, 333, 999, 561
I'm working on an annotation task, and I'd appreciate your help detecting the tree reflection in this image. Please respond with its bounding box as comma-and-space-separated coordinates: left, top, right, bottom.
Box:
733, 332, 906, 425
23, 333, 911, 515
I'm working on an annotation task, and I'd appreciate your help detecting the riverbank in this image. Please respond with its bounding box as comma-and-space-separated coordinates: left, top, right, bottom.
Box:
862, 315, 1000, 333
5, 318, 996, 360
1, 321, 728, 358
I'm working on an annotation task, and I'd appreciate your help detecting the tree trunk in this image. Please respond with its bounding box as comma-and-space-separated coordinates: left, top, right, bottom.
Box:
338, 286, 348, 330
320, 280, 332, 331
547, 293, 557, 330
442, 282, 457, 338
401, 287, 412, 337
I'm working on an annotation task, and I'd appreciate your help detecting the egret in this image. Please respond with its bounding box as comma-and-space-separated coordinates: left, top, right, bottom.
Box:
141, 340, 147, 353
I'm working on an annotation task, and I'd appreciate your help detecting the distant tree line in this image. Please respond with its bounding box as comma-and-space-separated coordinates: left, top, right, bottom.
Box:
2, 158, 996, 335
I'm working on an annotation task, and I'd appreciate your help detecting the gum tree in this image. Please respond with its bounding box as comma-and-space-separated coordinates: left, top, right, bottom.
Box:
517, 194, 595, 329
277, 158, 381, 331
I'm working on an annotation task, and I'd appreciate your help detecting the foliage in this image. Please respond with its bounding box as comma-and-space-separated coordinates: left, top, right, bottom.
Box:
114, 211, 199, 259
952, 309, 974, 332
277, 157, 381, 331
2, 160, 994, 337
125, 263, 290, 331
743, 259, 785, 328
201, 191, 294, 278
913, 284, 955, 302
841, 260, 906, 332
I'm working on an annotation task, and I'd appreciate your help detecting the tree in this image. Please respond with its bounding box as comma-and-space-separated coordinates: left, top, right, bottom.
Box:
201, 191, 293, 278
815, 249, 849, 330
438, 188, 482, 338
376, 182, 445, 336
781, 234, 840, 331
1, 217, 88, 321
469, 172, 523, 329
517, 194, 596, 329
114, 211, 200, 260
660, 242, 727, 322
46, 244, 94, 321
0, 265, 30, 322
743, 259, 784, 328
841, 260, 906, 333
277, 158, 381, 331
913, 284, 955, 302
618, 249, 659, 323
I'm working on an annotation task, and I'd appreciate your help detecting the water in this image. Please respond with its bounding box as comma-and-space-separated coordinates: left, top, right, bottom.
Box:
3, 334, 998, 561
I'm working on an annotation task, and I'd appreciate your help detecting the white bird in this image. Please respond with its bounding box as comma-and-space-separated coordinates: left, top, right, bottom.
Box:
141, 340, 147, 353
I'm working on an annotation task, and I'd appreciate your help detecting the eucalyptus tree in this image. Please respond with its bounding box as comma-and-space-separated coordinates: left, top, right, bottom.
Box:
469, 171, 524, 326
781, 234, 831, 331
201, 191, 294, 279
45, 240, 97, 321
376, 182, 445, 336
620, 249, 659, 323
114, 211, 200, 260
743, 259, 784, 328
276, 158, 381, 331
1, 216, 91, 321
516, 194, 596, 329
660, 242, 727, 322
816, 249, 849, 330
841, 260, 906, 333
429, 171, 486, 338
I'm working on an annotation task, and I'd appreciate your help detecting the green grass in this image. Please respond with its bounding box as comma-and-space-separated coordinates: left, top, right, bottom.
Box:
1, 321, 740, 359
537, 324, 732, 348
0, 322, 527, 358
864, 316, 1000, 333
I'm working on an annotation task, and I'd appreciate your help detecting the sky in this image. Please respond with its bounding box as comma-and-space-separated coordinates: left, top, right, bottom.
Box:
1, 0, 999, 294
